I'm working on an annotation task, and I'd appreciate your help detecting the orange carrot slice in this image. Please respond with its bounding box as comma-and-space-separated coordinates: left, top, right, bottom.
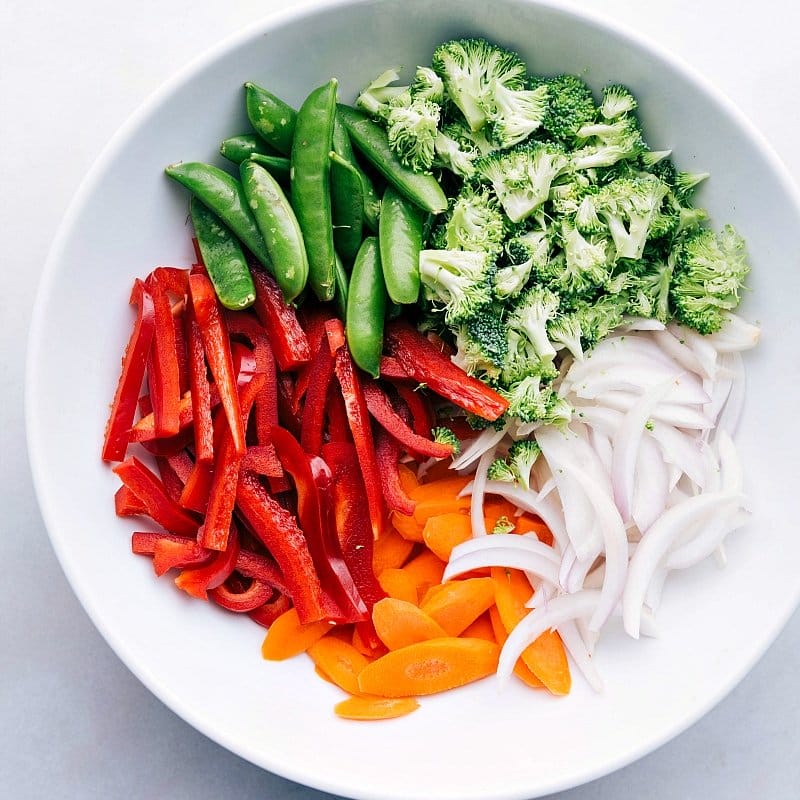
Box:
482, 498, 518, 531
390, 511, 425, 542
372, 597, 448, 650
515, 514, 553, 545
357, 638, 500, 697
373, 526, 415, 573
422, 512, 472, 561
401, 550, 446, 597
420, 577, 496, 636
307, 636, 370, 695
378, 568, 419, 605
491, 567, 570, 695
261, 608, 332, 661
408, 476, 470, 502
334, 695, 420, 720
413, 497, 471, 526
420, 459, 461, 483
489, 605, 545, 689
461, 611, 496, 642
396, 463, 419, 495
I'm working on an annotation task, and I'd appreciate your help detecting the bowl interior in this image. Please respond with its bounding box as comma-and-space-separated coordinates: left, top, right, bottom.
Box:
27, 1, 800, 798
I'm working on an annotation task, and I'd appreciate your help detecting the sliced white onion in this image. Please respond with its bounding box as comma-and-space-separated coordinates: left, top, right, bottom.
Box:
666, 508, 749, 570
449, 533, 560, 564
619, 316, 667, 332
558, 619, 604, 693
632, 434, 671, 533
715, 352, 745, 436
668, 323, 718, 378
573, 366, 710, 406
652, 329, 710, 379
451, 423, 509, 471
443, 548, 560, 586
647, 421, 706, 488
470, 450, 495, 538
706, 313, 761, 353
597, 391, 714, 429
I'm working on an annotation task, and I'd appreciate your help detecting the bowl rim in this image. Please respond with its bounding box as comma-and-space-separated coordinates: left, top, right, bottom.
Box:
25, 0, 800, 798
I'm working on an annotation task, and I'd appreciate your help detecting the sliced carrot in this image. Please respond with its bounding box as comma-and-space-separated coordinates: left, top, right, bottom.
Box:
357, 637, 500, 697
491, 567, 570, 695
261, 608, 332, 661
420, 459, 460, 483
334, 695, 420, 720
489, 605, 545, 689
422, 512, 472, 561
315, 664, 336, 685
408, 476, 470, 502
401, 550, 446, 598
390, 511, 425, 542
396, 463, 419, 495
372, 597, 448, 650
413, 497, 471, 526
515, 514, 554, 545
418, 581, 448, 607
461, 611, 496, 643
482, 498, 518, 531
307, 636, 370, 696
420, 577, 496, 636
352, 625, 389, 659
378, 568, 419, 605
372, 526, 415, 573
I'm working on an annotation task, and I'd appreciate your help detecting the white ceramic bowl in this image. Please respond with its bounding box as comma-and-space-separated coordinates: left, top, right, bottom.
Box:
27, 1, 800, 798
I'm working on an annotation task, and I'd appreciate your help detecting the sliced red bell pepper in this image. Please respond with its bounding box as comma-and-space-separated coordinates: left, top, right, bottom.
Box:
113, 457, 199, 536
115, 485, 147, 517
362, 380, 455, 459
248, 593, 292, 627
250, 266, 311, 371
186, 301, 214, 463
235, 469, 329, 623
101, 280, 156, 462
242, 445, 284, 478
322, 441, 385, 608
146, 274, 182, 437
156, 455, 186, 502
151, 266, 190, 296
189, 272, 246, 456
176, 521, 241, 599
379, 355, 411, 381
425, 330, 456, 357
326, 384, 351, 443
293, 305, 335, 412
152, 537, 210, 577
299, 340, 335, 456
374, 429, 415, 515
385, 320, 509, 421
139, 429, 195, 458
131, 530, 191, 555
179, 405, 229, 513
394, 383, 437, 440
209, 577, 275, 612
326, 319, 385, 539
276, 372, 301, 439
271, 425, 368, 623
172, 313, 190, 395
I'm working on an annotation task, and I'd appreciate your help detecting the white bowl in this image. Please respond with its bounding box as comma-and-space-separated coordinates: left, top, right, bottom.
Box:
26, 1, 800, 798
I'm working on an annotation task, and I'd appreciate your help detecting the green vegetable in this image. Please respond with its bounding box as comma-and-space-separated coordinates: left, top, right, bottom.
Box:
431, 427, 461, 456
431, 185, 505, 256
248, 153, 291, 182
418, 249, 495, 324
506, 440, 541, 490
240, 160, 309, 302
244, 82, 297, 155
534, 74, 598, 144
333, 114, 381, 231
333, 251, 350, 321
291, 79, 338, 301
219, 134, 279, 164
452, 313, 508, 382
487, 81, 548, 149
189, 197, 256, 310
379, 185, 424, 305
345, 237, 387, 377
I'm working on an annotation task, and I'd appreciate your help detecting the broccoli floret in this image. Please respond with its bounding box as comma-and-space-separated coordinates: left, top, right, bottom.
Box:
436, 185, 506, 255
535, 74, 598, 144
625, 256, 674, 323
639, 149, 673, 169
501, 372, 570, 425
556, 220, 612, 293
452, 312, 509, 381
573, 294, 627, 348
507, 440, 541, 490
491, 516, 516, 534
433, 120, 495, 178
386, 97, 441, 172
572, 116, 644, 171
475, 141, 570, 223
487, 457, 517, 482
599, 84, 638, 120
431, 38, 527, 132
466, 412, 508, 431
431, 426, 461, 456
411, 66, 445, 103
486, 81, 548, 149
670, 225, 750, 334
419, 249, 495, 324
503, 285, 560, 378
547, 311, 585, 360
356, 68, 408, 118
495, 230, 550, 299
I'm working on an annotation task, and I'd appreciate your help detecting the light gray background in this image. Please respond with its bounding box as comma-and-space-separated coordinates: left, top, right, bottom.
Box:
2, 1, 798, 797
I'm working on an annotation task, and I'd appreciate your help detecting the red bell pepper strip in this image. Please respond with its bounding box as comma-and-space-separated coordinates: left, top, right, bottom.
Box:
326, 384, 351, 443
176, 521, 241, 599
113, 457, 199, 536
299, 340, 335, 456
115, 485, 147, 517
151, 266, 190, 296
101, 280, 156, 462
146, 275, 182, 437
186, 301, 214, 463
379, 355, 411, 381
130, 394, 203, 440
250, 266, 311, 371
131, 530, 191, 554
248, 593, 292, 628
189, 272, 246, 456
139, 429, 195, 458
326, 319, 385, 539
374, 429, 415, 515
166, 450, 194, 484
276, 372, 301, 439
394, 383, 436, 440
385, 320, 509, 421
271, 425, 368, 623
209, 578, 275, 612
152, 537, 210, 577
172, 314, 190, 395
322, 441, 386, 608
425, 330, 456, 357
293, 305, 335, 412
362, 380, 455, 459
242, 446, 284, 478
200, 373, 267, 551
156, 455, 186, 503
235, 469, 329, 623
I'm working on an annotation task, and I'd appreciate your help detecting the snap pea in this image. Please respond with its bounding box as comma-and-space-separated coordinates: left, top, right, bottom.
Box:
337, 105, 448, 216
248, 153, 291, 183
291, 79, 338, 302
329, 151, 365, 264
345, 237, 387, 378
379, 185, 424, 305
332, 115, 380, 231
189, 197, 256, 310
244, 82, 297, 156
219, 134, 278, 164
240, 160, 309, 302
333, 251, 349, 321
165, 162, 271, 268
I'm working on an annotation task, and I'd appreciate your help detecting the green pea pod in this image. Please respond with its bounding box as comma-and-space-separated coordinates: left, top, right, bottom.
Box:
291, 79, 338, 302
386, 301, 403, 320
165, 162, 271, 268
333, 251, 350, 321
337, 105, 448, 216
189, 197, 256, 310
240, 160, 309, 302
248, 153, 291, 183
219, 134, 279, 164
379, 185, 424, 305
244, 82, 297, 156
346, 237, 387, 378
333, 115, 380, 231
329, 151, 365, 265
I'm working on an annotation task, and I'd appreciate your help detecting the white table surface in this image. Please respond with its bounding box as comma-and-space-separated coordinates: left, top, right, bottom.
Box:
2, 1, 798, 797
